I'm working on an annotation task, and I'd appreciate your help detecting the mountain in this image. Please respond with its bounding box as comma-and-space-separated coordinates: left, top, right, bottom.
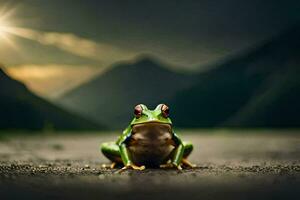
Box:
0, 66, 103, 131
58, 57, 197, 129
169, 25, 300, 127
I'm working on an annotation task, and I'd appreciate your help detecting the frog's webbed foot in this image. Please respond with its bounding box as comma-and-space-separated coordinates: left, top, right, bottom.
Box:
160, 162, 182, 170
181, 158, 197, 168
117, 164, 146, 173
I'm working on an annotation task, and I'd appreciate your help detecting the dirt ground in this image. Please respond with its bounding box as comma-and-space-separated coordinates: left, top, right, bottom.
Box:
0, 130, 299, 200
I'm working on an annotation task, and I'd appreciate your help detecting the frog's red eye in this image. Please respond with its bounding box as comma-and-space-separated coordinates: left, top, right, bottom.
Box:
134, 104, 143, 118
161, 104, 170, 118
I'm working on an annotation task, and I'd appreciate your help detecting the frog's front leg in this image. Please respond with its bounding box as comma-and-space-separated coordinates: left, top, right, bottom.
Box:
161, 141, 196, 169
181, 141, 196, 168
171, 143, 185, 170
117, 143, 145, 172
160, 142, 185, 170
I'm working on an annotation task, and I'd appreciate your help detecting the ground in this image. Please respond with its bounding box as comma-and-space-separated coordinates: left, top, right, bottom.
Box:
0, 129, 299, 200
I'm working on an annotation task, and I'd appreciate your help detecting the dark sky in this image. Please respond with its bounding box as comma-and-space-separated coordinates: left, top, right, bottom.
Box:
0, 0, 299, 69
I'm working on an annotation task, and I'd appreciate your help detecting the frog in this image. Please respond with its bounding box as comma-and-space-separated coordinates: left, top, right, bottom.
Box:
100, 104, 195, 171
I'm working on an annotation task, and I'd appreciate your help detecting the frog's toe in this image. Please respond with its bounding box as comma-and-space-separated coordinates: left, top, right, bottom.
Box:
160, 162, 182, 170
177, 164, 183, 170
110, 162, 117, 169
159, 163, 173, 168
181, 158, 196, 168
116, 164, 145, 173
131, 165, 146, 170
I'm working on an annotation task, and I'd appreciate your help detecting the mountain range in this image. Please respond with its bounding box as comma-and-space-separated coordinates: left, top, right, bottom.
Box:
58, 58, 197, 129
0, 67, 103, 131
170, 25, 300, 127
58, 25, 300, 129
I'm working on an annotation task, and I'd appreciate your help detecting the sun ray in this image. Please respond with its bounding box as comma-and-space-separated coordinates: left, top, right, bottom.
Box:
1, 26, 39, 40
0, 25, 19, 51
0, 5, 21, 51
0, 2, 19, 25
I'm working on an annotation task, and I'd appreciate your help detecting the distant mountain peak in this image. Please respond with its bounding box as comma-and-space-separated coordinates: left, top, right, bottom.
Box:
116, 55, 163, 70
133, 54, 162, 65
58, 54, 196, 129
132, 57, 169, 72
106, 55, 173, 76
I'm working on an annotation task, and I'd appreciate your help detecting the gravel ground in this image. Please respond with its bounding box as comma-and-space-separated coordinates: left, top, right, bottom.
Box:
0, 130, 299, 200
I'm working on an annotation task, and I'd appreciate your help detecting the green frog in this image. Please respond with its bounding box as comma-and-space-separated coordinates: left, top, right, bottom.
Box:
100, 104, 195, 171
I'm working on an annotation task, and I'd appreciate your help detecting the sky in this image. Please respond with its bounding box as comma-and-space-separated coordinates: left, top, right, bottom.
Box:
0, 0, 299, 98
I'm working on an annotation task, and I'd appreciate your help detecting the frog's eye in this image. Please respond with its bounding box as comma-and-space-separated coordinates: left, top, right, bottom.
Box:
161, 104, 170, 118
134, 104, 143, 118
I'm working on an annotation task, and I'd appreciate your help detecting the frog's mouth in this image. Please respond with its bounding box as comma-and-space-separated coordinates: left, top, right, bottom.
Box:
131, 122, 172, 134
132, 121, 171, 125
132, 120, 171, 125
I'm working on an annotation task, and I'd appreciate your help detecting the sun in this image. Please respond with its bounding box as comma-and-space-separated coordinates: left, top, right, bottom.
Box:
0, 6, 20, 48
0, 8, 13, 40
0, 5, 46, 48
0, 6, 36, 46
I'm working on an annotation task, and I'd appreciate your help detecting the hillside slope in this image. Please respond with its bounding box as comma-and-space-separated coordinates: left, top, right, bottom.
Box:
169, 25, 300, 127
0, 67, 103, 130
59, 58, 197, 129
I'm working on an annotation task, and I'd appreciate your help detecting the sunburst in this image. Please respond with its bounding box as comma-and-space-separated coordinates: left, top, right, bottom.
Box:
0, 5, 19, 49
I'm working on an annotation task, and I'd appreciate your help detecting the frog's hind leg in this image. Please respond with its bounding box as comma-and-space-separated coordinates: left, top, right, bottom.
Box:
100, 142, 123, 168
182, 141, 196, 168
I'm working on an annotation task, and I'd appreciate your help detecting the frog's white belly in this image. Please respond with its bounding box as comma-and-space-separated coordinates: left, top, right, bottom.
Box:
128, 122, 175, 166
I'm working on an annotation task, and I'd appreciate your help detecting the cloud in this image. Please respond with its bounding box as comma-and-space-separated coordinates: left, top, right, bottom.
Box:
4, 27, 137, 66
4, 64, 106, 99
